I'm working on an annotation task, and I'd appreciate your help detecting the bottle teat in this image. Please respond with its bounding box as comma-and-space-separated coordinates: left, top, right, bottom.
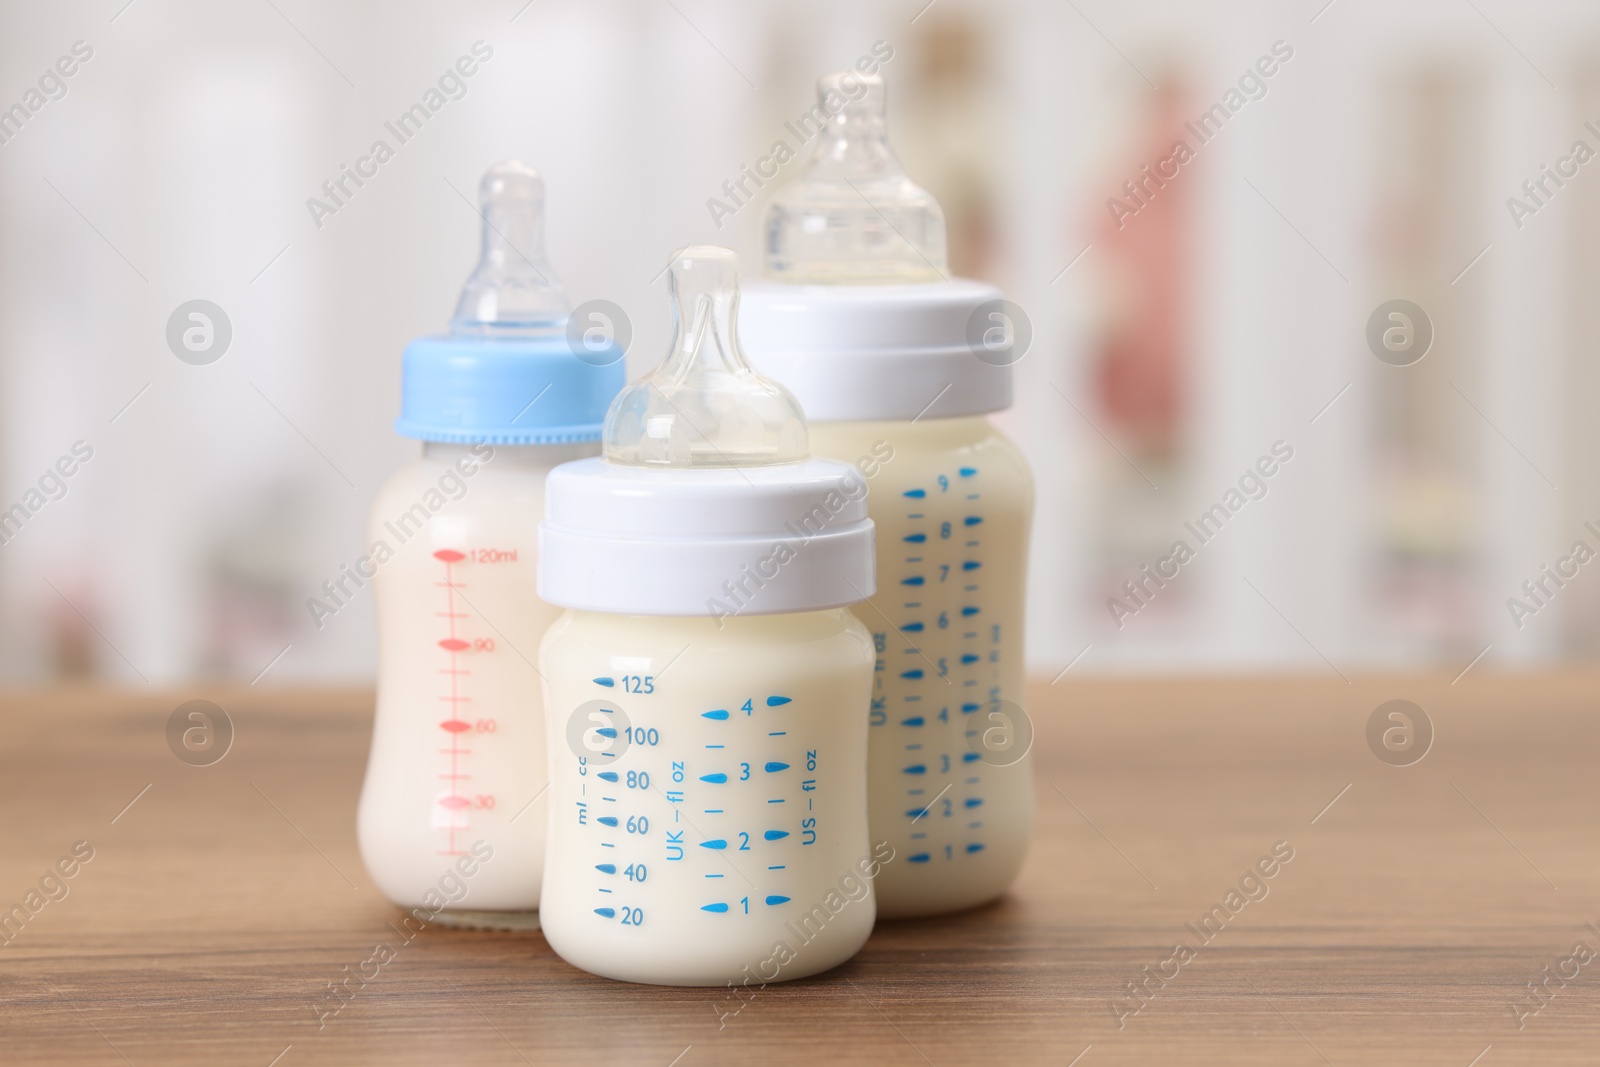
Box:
604, 246, 807, 468
451, 161, 570, 333
762, 72, 947, 284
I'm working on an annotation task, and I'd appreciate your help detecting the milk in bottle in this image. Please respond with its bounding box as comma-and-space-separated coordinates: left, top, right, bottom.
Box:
742, 74, 1036, 918
357, 162, 624, 928
537, 245, 881, 985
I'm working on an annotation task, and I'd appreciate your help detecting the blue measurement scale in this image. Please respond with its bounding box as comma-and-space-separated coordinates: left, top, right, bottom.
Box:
571, 676, 823, 929
873, 464, 998, 865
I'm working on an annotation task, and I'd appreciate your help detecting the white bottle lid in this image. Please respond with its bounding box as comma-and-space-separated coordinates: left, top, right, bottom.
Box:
740, 279, 1012, 422
538, 245, 876, 617
539, 458, 875, 616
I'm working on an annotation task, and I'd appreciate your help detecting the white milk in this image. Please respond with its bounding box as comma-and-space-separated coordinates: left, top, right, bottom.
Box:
810, 418, 1034, 917
536, 245, 880, 985
356, 161, 623, 927
358, 440, 596, 925
742, 72, 1037, 918
538, 609, 879, 986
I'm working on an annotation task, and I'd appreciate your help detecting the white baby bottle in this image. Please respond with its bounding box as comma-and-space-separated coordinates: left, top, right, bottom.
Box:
357, 162, 624, 928
536, 245, 882, 986
741, 73, 1036, 918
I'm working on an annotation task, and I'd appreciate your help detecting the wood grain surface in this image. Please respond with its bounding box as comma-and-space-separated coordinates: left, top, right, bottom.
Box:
2, 674, 1598, 1066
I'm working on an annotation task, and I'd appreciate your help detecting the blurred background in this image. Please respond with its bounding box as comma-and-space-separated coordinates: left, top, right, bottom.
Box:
0, 0, 1592, 686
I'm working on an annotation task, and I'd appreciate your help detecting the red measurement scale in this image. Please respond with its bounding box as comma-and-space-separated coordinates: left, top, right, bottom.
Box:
434, 548, 476, 857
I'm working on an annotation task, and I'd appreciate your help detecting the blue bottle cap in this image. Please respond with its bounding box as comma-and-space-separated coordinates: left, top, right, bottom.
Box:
395, 161, 623, 443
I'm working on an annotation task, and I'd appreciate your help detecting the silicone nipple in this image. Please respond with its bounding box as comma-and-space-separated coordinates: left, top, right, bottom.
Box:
451, 161, 570, 333
604, 246, 807, 468
763, 72, 947, 284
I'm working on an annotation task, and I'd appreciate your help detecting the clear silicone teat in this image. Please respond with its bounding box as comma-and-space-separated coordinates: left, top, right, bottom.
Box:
450, 161, 570, 333
604, 246, 807, 468
763, 72, 947, 284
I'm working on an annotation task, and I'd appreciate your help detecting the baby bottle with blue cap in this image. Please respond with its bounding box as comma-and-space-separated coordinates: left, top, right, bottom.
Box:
357, 161, 624, 928
536, 245, 882, 986
742, 74, 1036, 919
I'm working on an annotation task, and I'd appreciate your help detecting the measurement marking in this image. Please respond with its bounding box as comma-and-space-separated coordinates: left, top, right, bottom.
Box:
665, 1045, 694, 1067
1065, 1045, 1092, 1067
1311, 783, 1352, 825
110, 0, 141, 22
266, 1044, 293, 1067
111, 783, 152, 824
1465, 1044, 1492, 1067
451, 583, 545, 680
252, 782, 359, 889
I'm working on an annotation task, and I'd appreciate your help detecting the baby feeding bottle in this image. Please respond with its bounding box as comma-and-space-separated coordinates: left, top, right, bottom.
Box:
741, 73, 1036, 918
536, 245, 881, 986
357, 162, 624, 928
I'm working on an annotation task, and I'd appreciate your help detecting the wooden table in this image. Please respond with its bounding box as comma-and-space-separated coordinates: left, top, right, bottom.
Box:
2, 675, 1598, 1065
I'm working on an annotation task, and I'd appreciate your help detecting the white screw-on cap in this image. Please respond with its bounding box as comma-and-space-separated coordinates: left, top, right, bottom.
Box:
740, 279, 1014, 422
538, 458, 876, 617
